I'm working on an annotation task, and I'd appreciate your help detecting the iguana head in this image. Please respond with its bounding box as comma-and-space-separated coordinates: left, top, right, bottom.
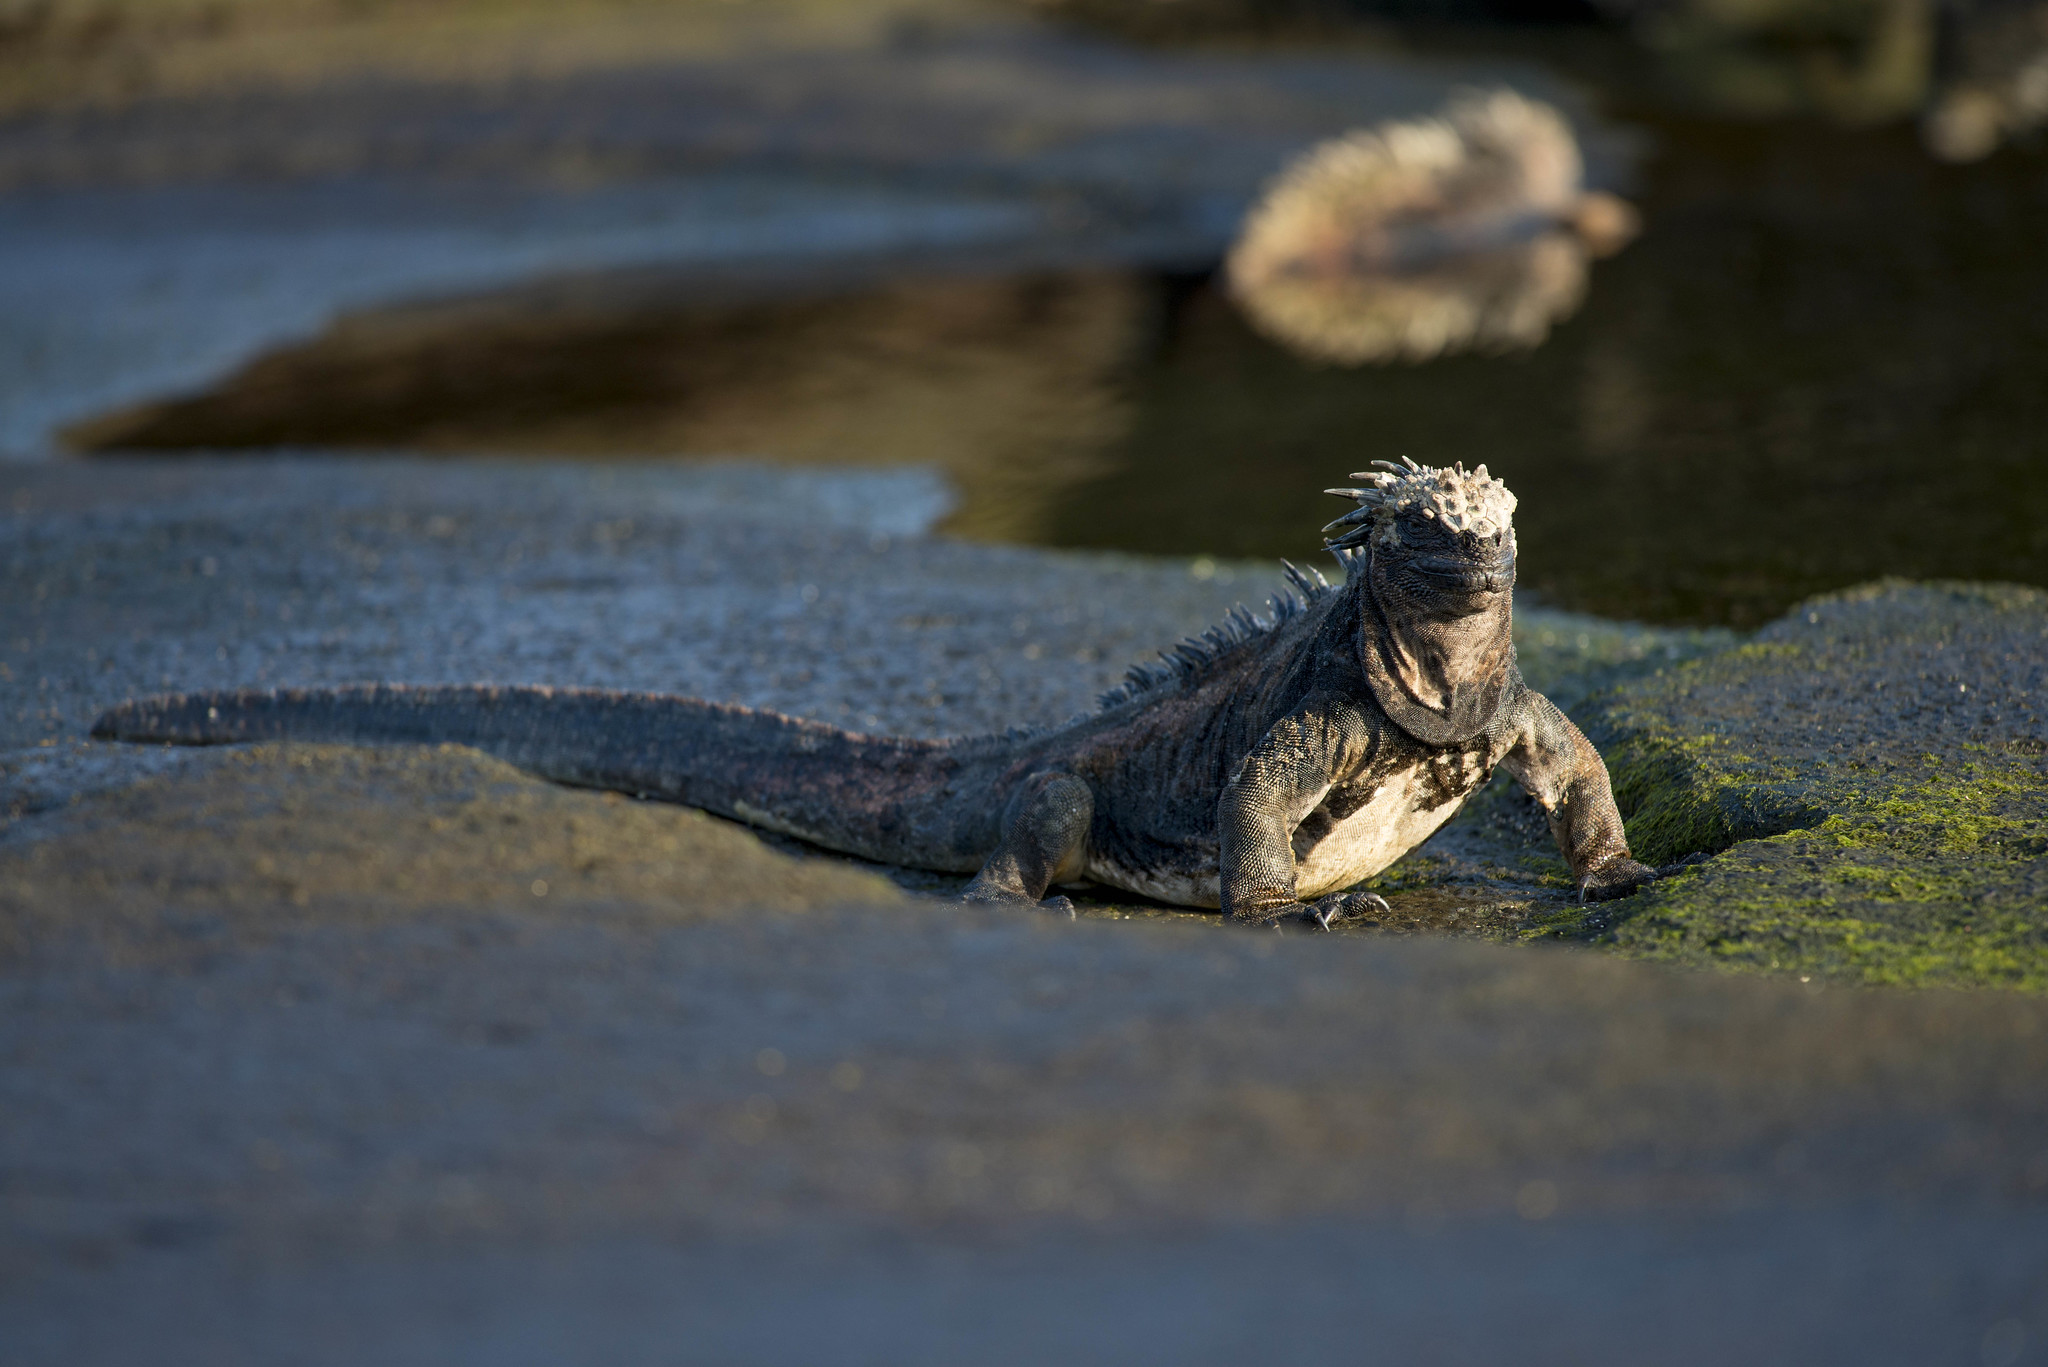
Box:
1323, 458, 1519, 744
1321, 457, 1517, 597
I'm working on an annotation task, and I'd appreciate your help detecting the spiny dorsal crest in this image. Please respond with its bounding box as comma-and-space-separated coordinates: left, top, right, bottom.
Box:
1321, 457, 1517, 550
1094, 559, 1339, 712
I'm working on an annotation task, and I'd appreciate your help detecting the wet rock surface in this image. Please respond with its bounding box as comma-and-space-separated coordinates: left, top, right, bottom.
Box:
3, 458, 2046, 1361
0, 454, 1278, 752
1582, 581, 2048, 989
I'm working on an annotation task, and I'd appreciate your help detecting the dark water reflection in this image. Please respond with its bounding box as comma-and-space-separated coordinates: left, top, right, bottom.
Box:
1055, 113, 2048, 626
78, 114, 2048, 627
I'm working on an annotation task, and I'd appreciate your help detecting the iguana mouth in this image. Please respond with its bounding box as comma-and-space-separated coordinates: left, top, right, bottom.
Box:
1406, 550, 1515, 594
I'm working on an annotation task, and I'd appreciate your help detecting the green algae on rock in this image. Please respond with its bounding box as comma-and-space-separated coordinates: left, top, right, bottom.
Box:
1569, 581, 2048, 990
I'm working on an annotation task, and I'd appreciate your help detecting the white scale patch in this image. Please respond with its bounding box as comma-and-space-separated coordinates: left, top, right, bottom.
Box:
1294, 752, 1491, 899
1082, 751, 1493, 908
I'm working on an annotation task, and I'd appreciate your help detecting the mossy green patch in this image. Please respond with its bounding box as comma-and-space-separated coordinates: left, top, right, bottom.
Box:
1605, 768, 2048, 991
1598, 726, 1827, 868
1566, 581, 2048, 991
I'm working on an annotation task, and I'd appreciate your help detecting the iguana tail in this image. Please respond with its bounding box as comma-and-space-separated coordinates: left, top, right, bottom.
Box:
89, 685, 1013, 873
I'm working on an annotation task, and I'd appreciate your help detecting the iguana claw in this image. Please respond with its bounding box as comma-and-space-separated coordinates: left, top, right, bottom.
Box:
1578, 858, 1661, 903
1310, 890, 1393, 931
956, 888, 1078, 920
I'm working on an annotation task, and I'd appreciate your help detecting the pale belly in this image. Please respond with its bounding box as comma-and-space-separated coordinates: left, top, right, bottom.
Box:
1291, 764, 1478, 899
1079, 754, 1491, 909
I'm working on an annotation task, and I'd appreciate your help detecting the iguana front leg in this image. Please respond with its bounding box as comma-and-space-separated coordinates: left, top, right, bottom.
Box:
1500, 691, 1657, 902
1217, 705, 1374, 926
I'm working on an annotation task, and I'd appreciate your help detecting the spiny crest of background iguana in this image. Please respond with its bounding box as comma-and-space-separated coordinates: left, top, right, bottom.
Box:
92, 458, 1659, 924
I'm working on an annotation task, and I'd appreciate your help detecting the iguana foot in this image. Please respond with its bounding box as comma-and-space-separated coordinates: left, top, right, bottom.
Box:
1578, 857, 1660, 903
1309, 890, 1392, 931
1225, 890, 1391, 931
958, 886, 1032, 908
956, 887, 1079, 919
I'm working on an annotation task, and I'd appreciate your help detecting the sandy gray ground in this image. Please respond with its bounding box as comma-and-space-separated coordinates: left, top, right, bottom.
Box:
2, 456, 2046, 1364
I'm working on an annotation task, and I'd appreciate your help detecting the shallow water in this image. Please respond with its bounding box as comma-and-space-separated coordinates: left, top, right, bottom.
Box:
65, 109, 2048, 627
1050, 112, 2048, 625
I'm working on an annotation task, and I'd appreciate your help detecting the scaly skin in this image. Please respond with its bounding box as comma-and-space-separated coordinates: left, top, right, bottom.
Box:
91, 464, 1657, 925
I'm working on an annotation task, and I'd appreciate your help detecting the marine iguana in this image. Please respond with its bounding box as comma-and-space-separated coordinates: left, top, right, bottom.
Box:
91, 458, 1659, 925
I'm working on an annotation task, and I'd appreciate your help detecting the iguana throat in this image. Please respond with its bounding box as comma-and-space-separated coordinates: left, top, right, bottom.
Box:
1359, 549, 1515, 746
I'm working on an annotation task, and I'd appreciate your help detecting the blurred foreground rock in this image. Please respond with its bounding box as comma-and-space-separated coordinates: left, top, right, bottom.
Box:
2, 457, 2045, 1362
